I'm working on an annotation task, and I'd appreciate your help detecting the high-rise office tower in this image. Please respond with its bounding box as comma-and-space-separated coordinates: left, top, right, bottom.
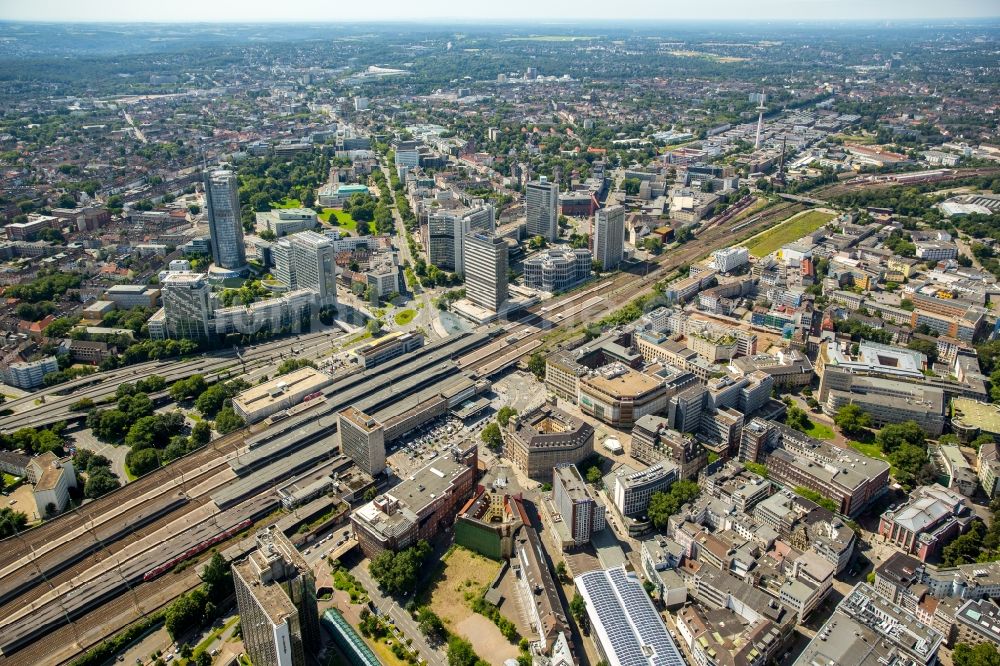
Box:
338, 407, 386, 475
426, 211, 467, 272
593, 205, 625, 270
161, 272, 213, 340
204, 169, 247, 270
233, 527, 321, 666
526, 177, 559, 242
289, 231, 337, 307
464, 232, 508, 312
272, 239, 295, 289
425, 204, 495, 275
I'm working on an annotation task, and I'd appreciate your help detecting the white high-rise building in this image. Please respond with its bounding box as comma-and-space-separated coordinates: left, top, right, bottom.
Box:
161, 272, 213, 340
526, 177, 559, 242
204, 169, 246, 270
593, 205, 625, 270
289, 231, 338, 306
712, 247, 749, 273
272, 238, 295, 288
464, 232, 508, 312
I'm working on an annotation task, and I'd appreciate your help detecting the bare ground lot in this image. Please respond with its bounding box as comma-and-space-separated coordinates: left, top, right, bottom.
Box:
424, 547, 519, 665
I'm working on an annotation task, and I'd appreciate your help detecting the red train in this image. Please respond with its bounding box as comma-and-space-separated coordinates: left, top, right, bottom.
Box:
142, 519, 252, 582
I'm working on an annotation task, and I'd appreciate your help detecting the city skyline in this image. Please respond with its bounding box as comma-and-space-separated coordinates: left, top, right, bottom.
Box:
2, 0, 999, 22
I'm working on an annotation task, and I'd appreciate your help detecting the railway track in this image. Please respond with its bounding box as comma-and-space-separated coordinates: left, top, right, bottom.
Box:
466, 202, 798, 373
2, 329, 341, 431
0, 197, 800, 663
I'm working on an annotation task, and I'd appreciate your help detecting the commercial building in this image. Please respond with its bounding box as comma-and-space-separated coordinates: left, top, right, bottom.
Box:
593, 205, 625, 270
204, 169, 247, 270
523, 248, 592, 292
761, 422, 890, 517
425, 205, 495, 273
337, 407, 387, 476
526, 177, 559, 242
255, 208, 318, 237
979, 441, 1000, 499
1, 356, 59, 390
711, 247, 749, 273
511, 521, 575, 658
609, 462, 678, 518
630, 415, 707, 479
574, 566, 686, 666
104, 284, 160, 309
159, 272, 213, 340
232, 367, 333, 424
464, 232, 508, 312
28, 452, 76, 517
878, 485, 973, 562
289, 231, 337, 306
233, 527, 321, 666
212, 289, 317, 337
675, 602, 783, 666
504, 403, 594, 480
351, 441, 477, 556
794, 583, 943, 666
874, 551, 1000, 610
579, 363, 667, 428
954, 598, 1000, 648
553, 463, 606, 546
355, 332, 424, 369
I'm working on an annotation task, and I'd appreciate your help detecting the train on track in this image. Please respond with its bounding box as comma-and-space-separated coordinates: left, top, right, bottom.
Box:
142, 519, 252, 582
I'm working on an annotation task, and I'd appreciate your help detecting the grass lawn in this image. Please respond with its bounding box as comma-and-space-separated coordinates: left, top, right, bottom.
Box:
2, 473, 21, 487
320, 208, 373, 235
744, 209, 836, 258
270, 197, 303, 209
393, 309, 416, 326
849, 439, 889, 463
332, 567, 368, 604
729, 196, 769, 224
804, 420, 835, 440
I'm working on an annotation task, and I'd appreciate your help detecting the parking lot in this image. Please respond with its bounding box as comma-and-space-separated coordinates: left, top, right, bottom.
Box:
385, 413, 492, 479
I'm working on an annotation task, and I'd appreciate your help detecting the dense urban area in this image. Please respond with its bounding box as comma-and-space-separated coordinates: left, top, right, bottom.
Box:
0, 16, 999, 666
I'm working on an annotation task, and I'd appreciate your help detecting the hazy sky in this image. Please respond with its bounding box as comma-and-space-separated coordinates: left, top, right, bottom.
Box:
3, 0, 998, 22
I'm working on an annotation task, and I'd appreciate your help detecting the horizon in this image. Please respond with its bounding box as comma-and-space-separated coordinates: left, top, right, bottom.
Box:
3, 0, 999, 23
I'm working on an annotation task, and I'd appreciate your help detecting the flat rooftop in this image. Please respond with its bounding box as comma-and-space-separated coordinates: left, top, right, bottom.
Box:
233, 367, 332, 413
952, 398, 1000, 434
